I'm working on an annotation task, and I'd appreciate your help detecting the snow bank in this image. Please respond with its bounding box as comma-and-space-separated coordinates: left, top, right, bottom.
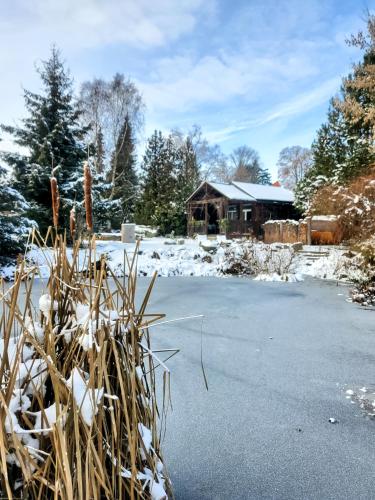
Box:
0, 236, 358, 284
293, 248, 355, 281
254, 273, 303, 282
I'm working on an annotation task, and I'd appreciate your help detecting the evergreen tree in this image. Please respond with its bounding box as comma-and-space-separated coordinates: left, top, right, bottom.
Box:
0, 166, 35, 263
109, 116, 138, 225
135, 131, 177, 233
177, 137, 201, 199
1, 47, 88, 233
257, 168, 272, 185
295, 16, 375, 212
294, 101, 367, 212
172, 136, 201, 234
312, 105, 349, 177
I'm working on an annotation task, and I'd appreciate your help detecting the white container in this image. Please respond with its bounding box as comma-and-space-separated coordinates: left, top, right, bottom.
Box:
121, 223, 136, 243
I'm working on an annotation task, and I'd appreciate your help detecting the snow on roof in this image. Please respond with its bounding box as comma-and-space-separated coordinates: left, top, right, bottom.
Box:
209, 182, 254, 201
186, 181, 294, 203
232, 181, 294, 202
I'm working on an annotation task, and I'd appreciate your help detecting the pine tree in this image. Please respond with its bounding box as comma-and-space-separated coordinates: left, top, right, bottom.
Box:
295, 17, 375, 212
295, 100, 374, 212
173, 136, 201, 234
314, 104, 350, 177
177, 137, 200, 198
0, 166, 35, 263
1, 47, 88, 233
109, 116, 138, 225
257, 168, 271, 185
135, 131, 177, 233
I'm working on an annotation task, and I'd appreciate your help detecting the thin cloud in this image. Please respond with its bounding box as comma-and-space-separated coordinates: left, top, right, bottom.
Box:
204, 77, 341, 144
256, 77, 341, 125
1, 0, 212, 50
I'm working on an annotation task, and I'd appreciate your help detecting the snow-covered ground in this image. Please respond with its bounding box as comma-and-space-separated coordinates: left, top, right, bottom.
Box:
0, 235, 356, 283
292, 247, 350, 280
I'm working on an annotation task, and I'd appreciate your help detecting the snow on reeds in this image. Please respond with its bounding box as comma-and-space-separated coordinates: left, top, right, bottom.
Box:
0, 230, 172, 499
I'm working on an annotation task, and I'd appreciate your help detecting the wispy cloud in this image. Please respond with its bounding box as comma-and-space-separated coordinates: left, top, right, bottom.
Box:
256, 77, 341, 125
137, 45, 325, 114
204, 77, 341, 144
0, 0, 370, 178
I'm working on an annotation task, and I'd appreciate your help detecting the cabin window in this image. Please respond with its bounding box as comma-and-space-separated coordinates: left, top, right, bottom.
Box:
227, 205, 238, 220
243, 205, 252, 221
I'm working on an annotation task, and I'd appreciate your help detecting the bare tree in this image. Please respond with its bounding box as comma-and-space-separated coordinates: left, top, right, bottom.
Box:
206, 147, 233, 183
169, 129, 266, 184
79, 78, 107, 173
170, 125, 232, 182
277, 146, 312, 189
230, 146, 262, 183
79, 74, 145, 191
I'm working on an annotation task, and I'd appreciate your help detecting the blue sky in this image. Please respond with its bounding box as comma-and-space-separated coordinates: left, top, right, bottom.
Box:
0, 0, 374, 179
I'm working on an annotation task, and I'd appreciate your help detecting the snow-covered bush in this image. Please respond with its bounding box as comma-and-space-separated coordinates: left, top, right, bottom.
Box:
308, 168, 375, 243
350, 237, 375, 306
219, 242, 295, 277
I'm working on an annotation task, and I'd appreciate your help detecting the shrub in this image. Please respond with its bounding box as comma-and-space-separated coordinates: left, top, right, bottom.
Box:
220, 241, 295, 276
309, 167, 375, 243
350, 237, 375, 306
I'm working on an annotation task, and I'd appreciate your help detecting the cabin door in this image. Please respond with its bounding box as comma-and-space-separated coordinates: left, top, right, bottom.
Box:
207, 204, 219, 234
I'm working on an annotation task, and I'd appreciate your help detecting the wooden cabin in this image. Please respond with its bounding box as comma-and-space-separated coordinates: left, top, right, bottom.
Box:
186, 181, 298, 238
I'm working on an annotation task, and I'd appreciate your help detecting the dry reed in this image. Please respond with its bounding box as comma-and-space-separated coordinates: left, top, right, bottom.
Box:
83, 162, 93, 232
69, 207, 76, 240
0, 231, 173, 499
50, 177, 60, 228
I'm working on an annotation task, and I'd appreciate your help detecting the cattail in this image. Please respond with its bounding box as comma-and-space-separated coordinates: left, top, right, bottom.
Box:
70, 207, 76, 239
83, 161, 93, 232
50, 176, 60, 228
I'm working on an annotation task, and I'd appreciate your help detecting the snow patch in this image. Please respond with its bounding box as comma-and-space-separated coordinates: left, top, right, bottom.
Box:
66, 368, 104, 426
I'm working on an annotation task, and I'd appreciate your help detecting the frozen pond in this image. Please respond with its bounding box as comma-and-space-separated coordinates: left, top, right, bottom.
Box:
7, 276, 375, 499
143, 277, 374, 500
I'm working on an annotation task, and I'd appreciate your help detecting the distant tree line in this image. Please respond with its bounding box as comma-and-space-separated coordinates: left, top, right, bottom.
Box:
0, 47, 272, 258
1, 6, 374, 263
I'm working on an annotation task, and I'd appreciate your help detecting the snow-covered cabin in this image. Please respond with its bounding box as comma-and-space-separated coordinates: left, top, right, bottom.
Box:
186, 181, 298, 238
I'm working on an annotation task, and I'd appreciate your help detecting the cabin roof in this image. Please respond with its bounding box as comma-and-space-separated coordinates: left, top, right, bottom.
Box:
209, 182, 254, 201
187, 181, 294, 203
232, 181, 294, 202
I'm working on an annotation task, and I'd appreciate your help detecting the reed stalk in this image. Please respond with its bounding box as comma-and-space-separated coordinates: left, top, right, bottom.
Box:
50, 177, 60, 228
69, 207, 76, 240
0, 232, 173, 499
83, 162, 93, 233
